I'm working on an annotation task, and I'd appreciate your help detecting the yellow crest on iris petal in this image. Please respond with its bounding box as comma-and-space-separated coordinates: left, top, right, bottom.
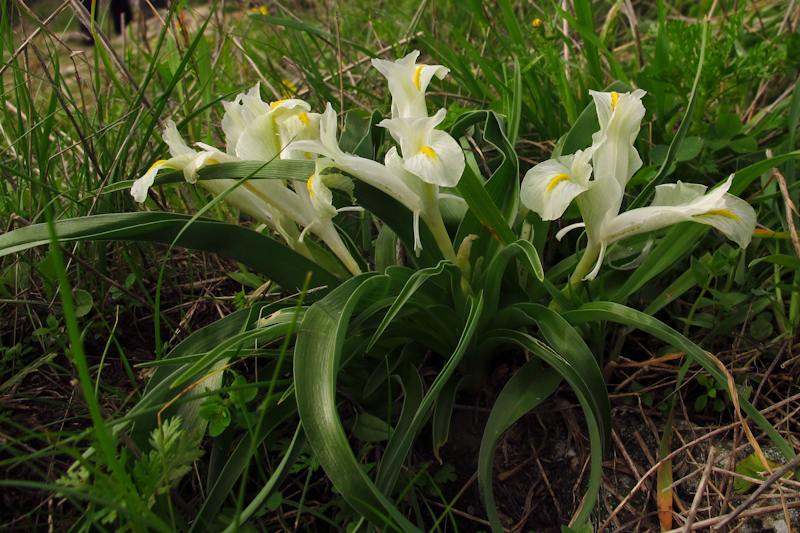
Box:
695, 209, 739, 220
546, 173, 571, 192
420, 146, 438, 160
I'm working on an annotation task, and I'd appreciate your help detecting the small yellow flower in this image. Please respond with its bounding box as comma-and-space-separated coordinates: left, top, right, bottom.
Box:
532, 18, 543, 29
281, 79, 297, 98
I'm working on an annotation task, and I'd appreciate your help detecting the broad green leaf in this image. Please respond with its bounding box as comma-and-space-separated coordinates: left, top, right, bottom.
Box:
294, 274, 420, 532
0, 213, 340, 295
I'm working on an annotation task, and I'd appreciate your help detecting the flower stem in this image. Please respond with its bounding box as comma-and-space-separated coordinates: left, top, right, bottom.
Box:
420, 183, 457, 264
564, 243, 601, 296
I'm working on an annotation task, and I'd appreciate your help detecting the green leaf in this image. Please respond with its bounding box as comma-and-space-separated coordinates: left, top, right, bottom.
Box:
749, 319, 773, 341
294, 274, 420, 532
0, 213, 340, 296
200, 396, 231, 437
675, 136, 703, 161
730, 135, 758, 154
73, 289, 93, 318
478, 363, 561, 533
266, 492, 282, 511
715, 113, 743, 139
734, 454, 786, 494
346, 413, 394, 442
563, 303, 795, 463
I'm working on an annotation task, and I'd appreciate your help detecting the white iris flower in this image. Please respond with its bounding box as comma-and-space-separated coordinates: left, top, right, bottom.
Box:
521, 89, 757, 283
370, 50, 449, 120
293, 104, 458, 261
131, 86, 362, 275
292, 51, 464, 261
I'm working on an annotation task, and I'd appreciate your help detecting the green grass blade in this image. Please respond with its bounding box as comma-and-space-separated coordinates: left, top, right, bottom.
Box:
629, 19, 708, 210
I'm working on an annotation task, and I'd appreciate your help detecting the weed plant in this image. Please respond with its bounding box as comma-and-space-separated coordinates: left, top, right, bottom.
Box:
1, 0, 800, 531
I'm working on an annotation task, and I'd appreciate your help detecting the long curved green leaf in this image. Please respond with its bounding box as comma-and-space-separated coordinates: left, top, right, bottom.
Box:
479, 240, 544, 318
452, 111, 518, 251
375, 294, 484, 495
478, 329, 605, 526
513, 304, 611, 451
0, 212, 340, 294
294, 274, 420, 532
563, 302, 795, 462
478, 364, 561, 533
368, 261, 461, 351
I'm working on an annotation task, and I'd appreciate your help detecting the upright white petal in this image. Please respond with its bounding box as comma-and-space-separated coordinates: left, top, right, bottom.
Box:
371, 50, 449, 119
590, 90, 647, 197
279, 111, 321, 160
520, 149, 593, 221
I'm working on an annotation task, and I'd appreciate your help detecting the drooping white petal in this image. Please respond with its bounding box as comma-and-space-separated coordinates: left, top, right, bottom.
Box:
378, 109, 464, 187
590, 90, 647, 196
371, 50, 449, 119
601, 176, 756, 248
130, 153, 197, 202
520, 150, 593, 221
131, 159, 167, 202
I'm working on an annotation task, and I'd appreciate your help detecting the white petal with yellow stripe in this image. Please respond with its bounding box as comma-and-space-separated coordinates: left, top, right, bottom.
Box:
371, 50, 450, 119
520, 149, 593, 221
